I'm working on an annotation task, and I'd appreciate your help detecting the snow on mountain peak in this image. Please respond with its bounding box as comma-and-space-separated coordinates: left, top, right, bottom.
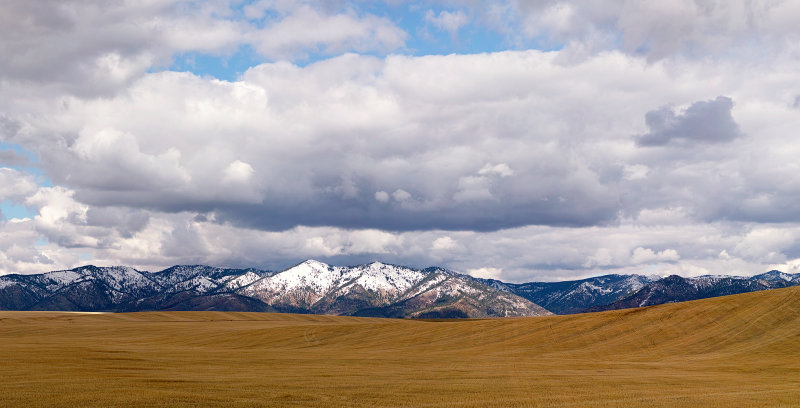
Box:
301, 259, 330, 269
238, 261, 433, 308
349, 263, 425, 293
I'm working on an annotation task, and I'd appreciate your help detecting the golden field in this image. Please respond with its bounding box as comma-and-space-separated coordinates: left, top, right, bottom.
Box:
1, 287, 799, 407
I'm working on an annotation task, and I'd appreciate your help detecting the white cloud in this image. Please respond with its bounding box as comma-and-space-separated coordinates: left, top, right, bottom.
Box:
375, 191, 390, 203
0, 1, 248, 95
467, 267, 503, 279
467, 0, 800, 61
392, 189, 411, 202
0, 168, 38, 202
478, 163, 514, 177
630, 247, 680, 265
622, 164, 649, 180
583, 248, 614, 268
453, 175, 494, 202
224, 160, 255, 183
432, 236, 456, 250
0, 1, 406, 95
249, 5, 406, 60
25, 187, 97, 248
4, 49, 800, 232
425, 10, 470, 37
1, 3, 800, 282
733, 227, 796, 262
1, 191, 798, 281
768, 258, 800, 275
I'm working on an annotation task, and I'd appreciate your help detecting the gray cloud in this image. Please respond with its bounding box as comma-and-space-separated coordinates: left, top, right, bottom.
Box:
84, 207, 150, 239
5, 53, 798, 235
7, 52, 648, 232
0, 115, 21, 139
635, 96, 742, 147
0, 150, 31, 167
1, 2, 800, 281
453, 0, 800, 61
0, 1, 406, 96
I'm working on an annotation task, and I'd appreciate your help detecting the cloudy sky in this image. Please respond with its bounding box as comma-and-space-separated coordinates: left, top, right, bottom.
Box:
1, 0, 800, 281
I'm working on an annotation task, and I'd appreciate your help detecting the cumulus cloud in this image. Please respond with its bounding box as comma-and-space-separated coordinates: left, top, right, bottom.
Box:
431, 236, 457, 251
0, 0, 406, 95
2, 1, 800, 282
0, 168, 38, 202
7, 51, 657, 232
467, 267, 503, 279
733, 227, 796, 263
461, 0, 800, 61
0, 150, 32, 167
4, 49, 799, 234
583, 248, 615, 268
478, 163, 514, 177
223, 160, 255, 183
25, 187, 97, 248
2, 185, 799, 281
375, 191, 390, 203
453, 175, 496, 203
636, 96, 742, 146
622, 164, 649, 180
630, 247, 680, 264
0, 0, 244, 95
392, 189, 412, 202
250, 5, 406, 60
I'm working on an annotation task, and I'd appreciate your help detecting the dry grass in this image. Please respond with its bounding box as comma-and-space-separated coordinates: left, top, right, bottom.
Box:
2, 287, 799, 407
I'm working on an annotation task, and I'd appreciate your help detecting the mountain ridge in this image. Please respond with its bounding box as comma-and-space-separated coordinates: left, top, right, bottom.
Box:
587, 271, 800, 312
0, 260, 550, 318
1, 261, 797, 317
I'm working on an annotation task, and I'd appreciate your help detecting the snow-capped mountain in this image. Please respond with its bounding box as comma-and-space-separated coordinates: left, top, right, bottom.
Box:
240, 261, 425, 311
587, 272, 800, 312
238, 261, 549, 317
0, 261, 550, 318
751, 270, 800, 283
481, 274, 656, 314
2, 263, 797, 316
0, 265, 273, 312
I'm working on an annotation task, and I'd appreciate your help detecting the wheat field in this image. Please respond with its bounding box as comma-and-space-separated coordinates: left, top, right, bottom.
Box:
1, 287, 799, 407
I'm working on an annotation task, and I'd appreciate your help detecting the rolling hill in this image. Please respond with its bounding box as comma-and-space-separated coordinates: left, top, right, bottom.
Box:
0, 287, 798, 407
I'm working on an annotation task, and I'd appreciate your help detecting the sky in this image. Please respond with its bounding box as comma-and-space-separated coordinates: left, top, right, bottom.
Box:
1, 0, 800, 282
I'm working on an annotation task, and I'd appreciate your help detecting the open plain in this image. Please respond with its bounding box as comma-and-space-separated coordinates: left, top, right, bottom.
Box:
2, 287, 799, 407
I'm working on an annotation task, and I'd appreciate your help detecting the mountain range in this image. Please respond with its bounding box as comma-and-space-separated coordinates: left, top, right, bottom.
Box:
1, 260, 797, 317
586, 271, 800, 312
